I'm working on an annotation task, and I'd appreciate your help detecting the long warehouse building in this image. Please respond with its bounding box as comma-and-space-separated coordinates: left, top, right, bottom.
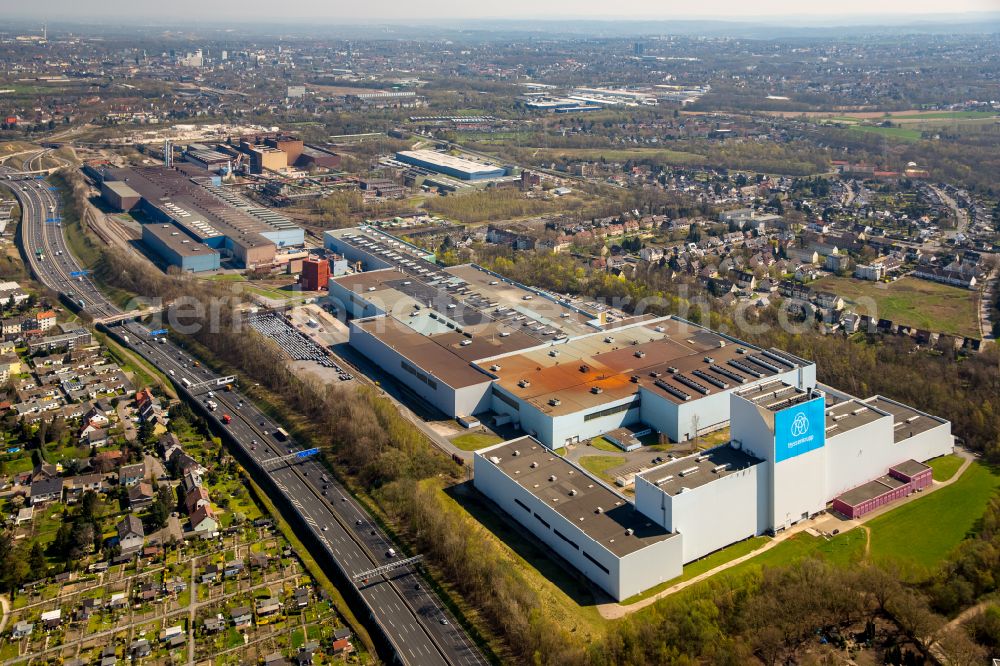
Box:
96, 165, 304, 270
324, 226, 816, 448
394, 149, 507, 181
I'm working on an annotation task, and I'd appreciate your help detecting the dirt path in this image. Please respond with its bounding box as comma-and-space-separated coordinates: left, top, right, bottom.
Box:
0, 594, 10, 634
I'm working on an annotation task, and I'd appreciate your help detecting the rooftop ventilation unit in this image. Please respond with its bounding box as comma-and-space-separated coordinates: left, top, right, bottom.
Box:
695, 454, 708, 462
595, 507, 603, 514
490, 364, 501, 372
703, 356, 714, 364
654, 475, 674, 486
549, 350, 559, 357
580, 365, 589, 373
712, 463, 730, 474
604, 336, 614, 343
630, 375, 640, 383
548, 475, 557, 482
625, 528, 634, 536
634, 350, 646, 358
549, 398, 561, 407
654, 326, 665, 333
591, 386, 603, 394
569, 489, 577, 496
517, 379, 531, 388
679, 466, 699, 477
512, 450, 520, 457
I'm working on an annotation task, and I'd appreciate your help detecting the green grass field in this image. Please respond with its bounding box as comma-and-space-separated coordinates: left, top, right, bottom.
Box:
578, 455, 626, 482
928, 454, 964, 482
621, 536, 771, 604
848, 124, 923, 142
588, 436, 623, 453
811, 275, 980, 338
450, 432, 503, 451
865, 461, 1000, 571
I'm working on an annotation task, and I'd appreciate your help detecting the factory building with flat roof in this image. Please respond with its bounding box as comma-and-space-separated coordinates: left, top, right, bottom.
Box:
100, 166, 303, 269
475, 437, 681, 601
141, 223, 221, 273
324, 226, 816, 448
476, 382, 953, 600
394, 150, 507, 181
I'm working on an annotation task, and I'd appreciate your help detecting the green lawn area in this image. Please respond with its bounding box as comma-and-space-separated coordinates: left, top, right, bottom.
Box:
578, 455, 626, 482
588, 437, 623, 453
888, 111, 998, 120
848, 124, 923, 142
621, 536, 770, 604
811, 275, 980, 338
928, 454, 964, 482
450, 432, 504, 452
866, 461, 1000, 571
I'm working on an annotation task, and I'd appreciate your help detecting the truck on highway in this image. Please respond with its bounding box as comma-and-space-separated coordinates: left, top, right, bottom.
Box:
274, 427, 289, 441
206, 400, 218, 411
181, 377, 191, 388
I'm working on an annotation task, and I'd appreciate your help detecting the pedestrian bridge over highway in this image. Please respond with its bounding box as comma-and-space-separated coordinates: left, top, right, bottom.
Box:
92, 305, 166, 326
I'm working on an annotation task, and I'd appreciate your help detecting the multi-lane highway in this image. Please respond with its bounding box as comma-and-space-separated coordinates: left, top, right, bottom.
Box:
1, 169, 118, 318
2, 170, 488, 666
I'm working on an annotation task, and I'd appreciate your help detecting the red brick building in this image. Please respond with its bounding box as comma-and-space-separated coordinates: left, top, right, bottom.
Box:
300, 257, 330, 291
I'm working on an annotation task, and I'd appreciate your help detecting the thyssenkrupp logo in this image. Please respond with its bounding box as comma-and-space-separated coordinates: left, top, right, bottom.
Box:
790, 412, 810, 438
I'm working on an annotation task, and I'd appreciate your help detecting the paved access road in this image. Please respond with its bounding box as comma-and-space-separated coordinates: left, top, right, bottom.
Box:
4, 169, 486, 666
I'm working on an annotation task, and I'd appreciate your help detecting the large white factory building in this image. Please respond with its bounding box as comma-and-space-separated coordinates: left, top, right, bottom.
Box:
476, 382, 953, 601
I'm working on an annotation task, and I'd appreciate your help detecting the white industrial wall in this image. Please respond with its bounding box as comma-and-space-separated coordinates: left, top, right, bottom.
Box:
869, 397, 955, 464
635, 461, 767, 562
454, 382, 494, 419
473, 451, 683, 601
824, 413, 896, 500
617, 529, 683, 601
349, 320, 492, 417
549, 398, 642, 449
327, 281, 385, 319
638, 367, 803, 443
770, 444, 827, 531
730, 395, 831, 533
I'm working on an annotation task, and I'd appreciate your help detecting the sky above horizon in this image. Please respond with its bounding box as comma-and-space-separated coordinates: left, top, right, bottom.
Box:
1, 0, 998, 23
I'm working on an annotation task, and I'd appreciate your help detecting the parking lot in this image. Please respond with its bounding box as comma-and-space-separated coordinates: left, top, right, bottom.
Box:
246, 311, 353, 380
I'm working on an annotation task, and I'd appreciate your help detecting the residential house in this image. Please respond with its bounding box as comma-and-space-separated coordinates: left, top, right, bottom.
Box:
40, 609, 62, 629
128, 482, 155, 510
190, 505, 218, 534
203, 615, 225, 634
11, 621, 33, 638
815, 292, 845, 311
29, 477, 64, 505
185, 486, 210, 514
231, 606, 252, 628
65, 474, 104, 501
116, 515, 145, 554
119, 462, 145, 487
224, 559, 244, 578
201, 563, 219, 583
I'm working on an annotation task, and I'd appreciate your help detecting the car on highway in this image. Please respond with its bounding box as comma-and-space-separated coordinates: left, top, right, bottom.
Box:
386, 548, 396, 558
221, 414, 232, 424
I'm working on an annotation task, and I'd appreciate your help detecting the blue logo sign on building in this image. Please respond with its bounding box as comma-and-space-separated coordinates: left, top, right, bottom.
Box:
774, 396, 826, 463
